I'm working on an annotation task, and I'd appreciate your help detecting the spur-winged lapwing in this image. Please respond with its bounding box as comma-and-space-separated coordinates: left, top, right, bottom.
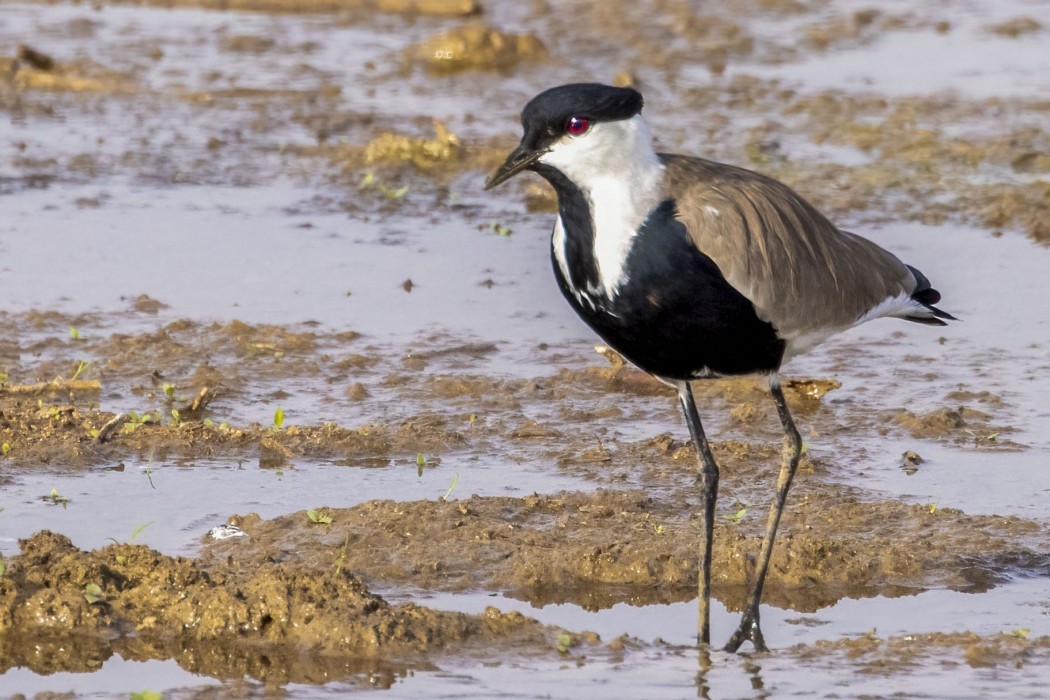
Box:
484, 83, 955, 652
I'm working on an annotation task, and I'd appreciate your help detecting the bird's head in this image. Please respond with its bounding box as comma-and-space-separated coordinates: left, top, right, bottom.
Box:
484, 83, 650, 191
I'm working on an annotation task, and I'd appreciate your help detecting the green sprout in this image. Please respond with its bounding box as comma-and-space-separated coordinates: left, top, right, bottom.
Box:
441, 473, 460, 502
69, 326, 81, 340
129, 520, 153, 542
130, 691, 163, 700
556, 633, 574, 654
70, 360, 90, 381
83, 583, 104, 604
334, 532, 350, 575
723, 507, 747, 524
379, 183, 409, 200
48, 488, 70, 508
273, 407, 285, 430
307, 509, 333, 525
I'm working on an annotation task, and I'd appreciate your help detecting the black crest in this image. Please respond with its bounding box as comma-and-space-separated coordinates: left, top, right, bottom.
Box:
519, 83, 643, 148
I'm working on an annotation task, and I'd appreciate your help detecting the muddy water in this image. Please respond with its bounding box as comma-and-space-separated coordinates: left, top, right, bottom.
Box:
2, 0, 1050, 697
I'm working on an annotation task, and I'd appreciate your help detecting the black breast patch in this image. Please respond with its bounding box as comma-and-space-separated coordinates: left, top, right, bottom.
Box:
552, 199, 786, 380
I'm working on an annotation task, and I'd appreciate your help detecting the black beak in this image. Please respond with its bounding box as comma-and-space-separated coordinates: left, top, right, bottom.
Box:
484, 142, 548, 190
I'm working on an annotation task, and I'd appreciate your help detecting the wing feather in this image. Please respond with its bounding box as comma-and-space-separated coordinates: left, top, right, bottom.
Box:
659, 154, 916, 342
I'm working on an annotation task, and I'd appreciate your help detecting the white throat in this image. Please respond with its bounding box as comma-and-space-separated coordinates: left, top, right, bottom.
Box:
541, 115, 665, 301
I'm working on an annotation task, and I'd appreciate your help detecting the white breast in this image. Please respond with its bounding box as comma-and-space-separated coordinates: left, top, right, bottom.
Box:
539, 115, 665, 300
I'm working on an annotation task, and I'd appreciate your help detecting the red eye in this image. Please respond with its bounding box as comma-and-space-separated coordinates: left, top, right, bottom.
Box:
566, 116, 590, 135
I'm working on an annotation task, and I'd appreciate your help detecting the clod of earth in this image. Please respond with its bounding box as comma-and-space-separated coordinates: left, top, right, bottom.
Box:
0, 531, 568, 680
408, 24, 547, 74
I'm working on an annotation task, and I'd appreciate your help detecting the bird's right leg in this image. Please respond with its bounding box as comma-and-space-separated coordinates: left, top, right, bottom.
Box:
723, 380, 802, 653
677, 381, 720, 646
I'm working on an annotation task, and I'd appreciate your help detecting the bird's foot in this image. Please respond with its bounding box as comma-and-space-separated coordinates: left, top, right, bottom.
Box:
723, 609, 769, 653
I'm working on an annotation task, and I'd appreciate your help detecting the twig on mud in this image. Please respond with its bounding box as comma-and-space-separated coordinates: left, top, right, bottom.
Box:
96, 413, 130, 444
175, 386, 215, 418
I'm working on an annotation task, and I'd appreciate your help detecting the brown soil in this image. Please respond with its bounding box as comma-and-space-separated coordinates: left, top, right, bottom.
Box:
0, 531, 565, 684
1, 316, 1047, 679
2, 0, 1048, 689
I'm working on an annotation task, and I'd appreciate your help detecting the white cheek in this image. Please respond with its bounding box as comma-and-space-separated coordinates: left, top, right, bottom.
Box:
537, 117, 666, 299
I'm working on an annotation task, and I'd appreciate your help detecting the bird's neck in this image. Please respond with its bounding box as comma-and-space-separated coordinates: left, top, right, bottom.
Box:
540, 125, 666, 306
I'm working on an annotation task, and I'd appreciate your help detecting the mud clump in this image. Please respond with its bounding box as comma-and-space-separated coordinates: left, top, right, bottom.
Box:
890, 405, 1016, 447
408, 24, 547, 74
2, 44, 133, 93
790, 631, 1050, 673
201, 490, 1049, 614
0, 399, 470, 468
0, 531, 556, 678
362, 120, 462, 170
986, 17, 1042, 38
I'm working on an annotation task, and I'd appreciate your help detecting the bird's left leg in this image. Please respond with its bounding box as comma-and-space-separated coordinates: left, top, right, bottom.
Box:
676, 381, 719, 646
724, 378, 803, 653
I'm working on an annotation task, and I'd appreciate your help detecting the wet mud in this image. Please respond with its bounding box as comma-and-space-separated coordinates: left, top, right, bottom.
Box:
2, 316, 1048, 679
2, 0, 1049, 694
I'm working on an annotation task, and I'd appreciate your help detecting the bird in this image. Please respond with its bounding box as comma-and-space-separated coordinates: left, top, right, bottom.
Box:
483, 83, 955, 652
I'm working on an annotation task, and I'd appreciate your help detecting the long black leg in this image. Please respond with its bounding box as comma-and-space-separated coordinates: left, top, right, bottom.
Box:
677, 382, 720, 646
724, 380, 803, 653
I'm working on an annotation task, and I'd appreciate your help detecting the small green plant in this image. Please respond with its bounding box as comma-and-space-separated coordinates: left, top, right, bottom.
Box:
652, 523, 666, 535
83, 583, 104, 604
0, 554, 6, 578
334, 532, 350, 575
273, 407, 285, 430
482, 223, 512, 237
379, 183, 409, 199
108, 520, 154, 547
130, 690, 163, 700
307, 509, 332, 525
69, 326, 81, 340
359, 172, 409, 200
441, 473, 460, 502
130, 520, 153, 542
0, 371, 8, 388
556, 633, 574, 654
122, 411, 160, 434
162, 383, 175, 399
723, 507, 747, 524
70, 360, 90, 381
1009, 628, 1031, 639
417, 452, 426, 477
1, 442, 10, 456
48, 488, 70, 508
143, 458, 156, 489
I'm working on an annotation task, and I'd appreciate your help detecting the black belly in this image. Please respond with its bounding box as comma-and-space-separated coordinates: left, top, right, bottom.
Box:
552, 200, 785, 381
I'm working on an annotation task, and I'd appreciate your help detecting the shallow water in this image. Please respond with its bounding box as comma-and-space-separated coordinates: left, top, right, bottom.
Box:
2, 0, 1050, 696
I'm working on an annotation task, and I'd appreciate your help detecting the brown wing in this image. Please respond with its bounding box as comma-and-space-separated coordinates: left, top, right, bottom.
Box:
660, 153, 917, 341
